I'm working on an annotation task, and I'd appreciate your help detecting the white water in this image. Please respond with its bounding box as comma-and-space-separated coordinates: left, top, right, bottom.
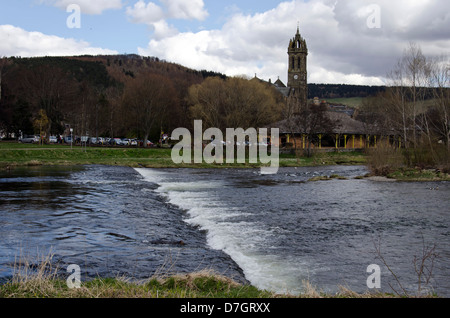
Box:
135, 168, 309, 294
135, 167, 450, 296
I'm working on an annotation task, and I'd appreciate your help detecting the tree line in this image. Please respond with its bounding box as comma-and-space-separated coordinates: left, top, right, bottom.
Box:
0, 55, 283, 145
308, 83, 386, 99
358, 43, 449, 173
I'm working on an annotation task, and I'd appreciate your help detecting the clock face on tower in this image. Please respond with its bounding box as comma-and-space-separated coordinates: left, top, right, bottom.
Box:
294, 75, 299, 80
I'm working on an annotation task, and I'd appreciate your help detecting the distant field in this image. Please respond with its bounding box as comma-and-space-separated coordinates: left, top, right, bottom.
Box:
325, 97, 366, 109
326, 97, 440, 112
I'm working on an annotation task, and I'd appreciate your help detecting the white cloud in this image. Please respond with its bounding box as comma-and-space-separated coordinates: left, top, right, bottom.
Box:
0, 25, 118, 57
160, 0, 208, 21
126, 0, 208, 39
137, 0, 450, 85
126, 1, 165, 24
309, 66, 386, 86
40, 0, 124, 14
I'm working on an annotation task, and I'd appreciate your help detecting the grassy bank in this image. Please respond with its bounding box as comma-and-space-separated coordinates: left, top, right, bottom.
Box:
1, 262, 438, 299
0, 262, 401, 299
0, 142, 367, 170
366, 145, 450, 182
387, 167, 450, 181
0, 270, 274, 299
0, 275, 403, 299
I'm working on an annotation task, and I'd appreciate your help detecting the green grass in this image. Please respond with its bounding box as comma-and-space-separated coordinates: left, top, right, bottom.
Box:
388, 168, 450, 182
1, 266, 434, 299
0, 269, 402, 299
0, 142, 176, 169
279, 151, 367, 167
0, 142, 367, 170
308, 174, 349, 182
0, 270, 274, 299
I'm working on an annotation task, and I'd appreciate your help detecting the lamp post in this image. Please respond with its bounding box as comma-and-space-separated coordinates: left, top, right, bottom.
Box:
70, 128, 73, 150
85, 132, 89, 153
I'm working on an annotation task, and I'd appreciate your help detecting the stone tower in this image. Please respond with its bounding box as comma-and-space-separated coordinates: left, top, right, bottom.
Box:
288, 25, 308, 106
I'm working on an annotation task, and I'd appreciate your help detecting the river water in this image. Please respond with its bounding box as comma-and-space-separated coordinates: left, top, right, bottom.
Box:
0, 165, 448, 296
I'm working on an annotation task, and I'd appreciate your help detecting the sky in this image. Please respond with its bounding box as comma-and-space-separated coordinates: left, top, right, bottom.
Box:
0, 0, 449, 86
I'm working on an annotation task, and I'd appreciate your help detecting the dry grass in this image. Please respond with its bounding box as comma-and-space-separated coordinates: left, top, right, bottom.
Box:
1, 254, 438, 299
366, 145, 405, 177
0, 255, 273, 298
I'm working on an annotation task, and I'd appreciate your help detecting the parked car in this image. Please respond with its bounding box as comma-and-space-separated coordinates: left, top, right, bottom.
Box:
97, 137, 106, 145
49, 136, 57, 143
20, 135, 39, 143
130, 139, 138, 146
113, 138, 124, 145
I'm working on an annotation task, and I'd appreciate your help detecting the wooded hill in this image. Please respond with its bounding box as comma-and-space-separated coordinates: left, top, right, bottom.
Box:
0, 54, 227, 139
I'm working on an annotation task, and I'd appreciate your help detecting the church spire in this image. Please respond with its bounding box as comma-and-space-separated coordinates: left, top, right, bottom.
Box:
287, 25, 308, 107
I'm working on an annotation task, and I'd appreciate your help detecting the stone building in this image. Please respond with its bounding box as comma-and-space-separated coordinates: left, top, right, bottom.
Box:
263, 26, 396, 151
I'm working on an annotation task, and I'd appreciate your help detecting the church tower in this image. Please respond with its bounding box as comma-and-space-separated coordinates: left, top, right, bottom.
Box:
288, 25, 308, 106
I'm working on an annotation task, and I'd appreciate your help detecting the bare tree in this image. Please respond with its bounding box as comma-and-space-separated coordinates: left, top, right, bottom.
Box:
384, 61, 413, 148
122, 73, 177, 147
404, 43, 429, 147
283, 90, 334, 157
427, 55, 450, 153
384, 43, 430, 149
0, 58, 8, 102
20, 64, 77, 136
33, 109, 50, 145
188, 77, 226, 130
188, 76, 284, 131
222, 77, 283, 129
373, 235, 439, 297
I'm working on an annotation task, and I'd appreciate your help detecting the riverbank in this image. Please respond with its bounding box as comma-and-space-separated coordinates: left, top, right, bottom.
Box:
386, 167, 450, 182
2, 143, 448, 181
0, 269, 411, 299
0, 142, 366, 170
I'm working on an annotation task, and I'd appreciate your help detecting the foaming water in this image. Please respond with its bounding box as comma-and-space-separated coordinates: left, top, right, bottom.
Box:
136, 168, 297, 292
136, 166, 450, 296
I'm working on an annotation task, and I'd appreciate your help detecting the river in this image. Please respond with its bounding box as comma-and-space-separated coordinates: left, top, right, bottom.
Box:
0, 165, 448, 296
